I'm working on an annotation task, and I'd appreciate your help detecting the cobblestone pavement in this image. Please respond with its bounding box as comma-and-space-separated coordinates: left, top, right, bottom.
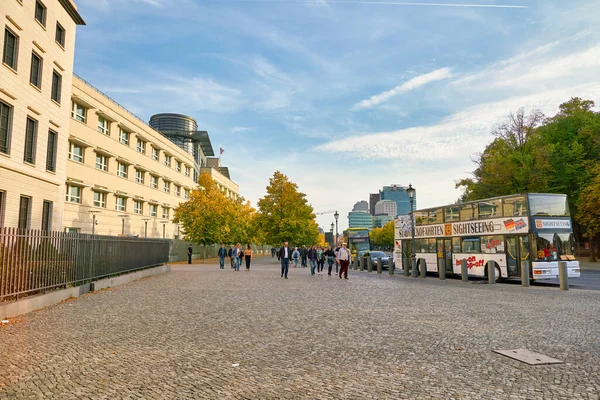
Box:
1, 257, 599, 399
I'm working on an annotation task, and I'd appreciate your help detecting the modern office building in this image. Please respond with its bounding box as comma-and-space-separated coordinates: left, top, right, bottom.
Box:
379, 185, 415, 216
369, 193, 380, 215
375, 199, 397, 218
348, 211, 373, 229
63, 76, 203, 238
352, 200, 369, 212
373, 214, 393, 228
1, 0, 85, 230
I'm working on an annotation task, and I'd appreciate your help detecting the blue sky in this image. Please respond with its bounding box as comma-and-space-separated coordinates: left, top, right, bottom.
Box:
73, 0, 600, 231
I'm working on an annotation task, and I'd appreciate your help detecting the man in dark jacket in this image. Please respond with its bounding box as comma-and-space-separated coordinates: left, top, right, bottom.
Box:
228, 245, 236, 269
300, 245, 308, 268
218, 244, 227, 269
187, 245, 193, 264
278, 242, 291, 279
308, 245, 318, 275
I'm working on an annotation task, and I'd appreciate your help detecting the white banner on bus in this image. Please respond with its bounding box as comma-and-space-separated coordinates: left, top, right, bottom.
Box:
534, 219, 571, 229
395, 216, 529, 239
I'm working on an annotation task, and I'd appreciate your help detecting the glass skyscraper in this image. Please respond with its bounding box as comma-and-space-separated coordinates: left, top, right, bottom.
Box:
379, 185, 415, 216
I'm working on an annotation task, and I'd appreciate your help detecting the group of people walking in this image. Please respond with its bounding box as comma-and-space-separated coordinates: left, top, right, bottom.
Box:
277, 242, 351, 280
217, 243, 253, 271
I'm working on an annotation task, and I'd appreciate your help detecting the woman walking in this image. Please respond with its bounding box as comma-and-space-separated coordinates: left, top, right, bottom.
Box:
325, 246, 335, 276
245, 244, 253, 271
316, 246, 324, 274
308, 245, 317, 275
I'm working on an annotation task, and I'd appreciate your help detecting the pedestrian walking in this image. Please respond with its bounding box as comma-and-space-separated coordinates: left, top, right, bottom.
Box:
271, 247, 276, 258
334, 245, 340, 273
187, 244, 193, 264
245, 244, 253, 271
278, 242, 291, 279
337, 242, 351, 280
292, 247, 300, 268
235, 243, 243, 271
218, 244, 227, 269
308, 245, 317, 275
300, 245, 308, 268
228, 245, 236, 269
325, 246, 335, 276
316, 246, 324, 274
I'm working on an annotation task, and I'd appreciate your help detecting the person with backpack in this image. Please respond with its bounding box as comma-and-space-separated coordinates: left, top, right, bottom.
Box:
292, 247, 300, 268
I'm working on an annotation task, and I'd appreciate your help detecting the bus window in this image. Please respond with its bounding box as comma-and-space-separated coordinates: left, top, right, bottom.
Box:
478, 199, 503, 219
460, 203, 478, 221
503, 196, 528, 217
528, 194, 570, 216
481, 235, 504, 254
461, 237, 480, 253
452, 237, 461, 253
415, 211, 429, 226
445, 206, 460, 222
428, 238, 437, 253
534, 233, 556, 261
556, 233, 574, 257
429, 208, 444, 224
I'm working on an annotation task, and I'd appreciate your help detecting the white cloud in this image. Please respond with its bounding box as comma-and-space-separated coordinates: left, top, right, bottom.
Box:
352, 67, 453, 110
232, 126, 251, 133
320, 84, 600, 161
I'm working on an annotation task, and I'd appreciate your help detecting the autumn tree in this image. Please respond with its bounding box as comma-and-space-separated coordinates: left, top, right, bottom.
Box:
255, 171, 319, 246
577, 167, 600, 262
370, 221, 394, 249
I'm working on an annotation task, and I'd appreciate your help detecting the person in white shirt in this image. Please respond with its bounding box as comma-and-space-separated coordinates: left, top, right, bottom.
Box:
278, 242, 291, 279
337, 242, 351, 280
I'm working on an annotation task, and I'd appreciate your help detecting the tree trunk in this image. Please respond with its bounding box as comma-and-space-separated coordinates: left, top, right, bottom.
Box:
203, 246, 207, 264
590, 235, 597, 262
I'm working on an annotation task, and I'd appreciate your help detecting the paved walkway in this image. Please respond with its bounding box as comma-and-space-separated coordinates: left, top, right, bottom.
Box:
1, 257, 599, 399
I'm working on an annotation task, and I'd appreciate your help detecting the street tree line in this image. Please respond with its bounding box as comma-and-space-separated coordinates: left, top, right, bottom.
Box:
456, 97, 600, 260
174, 170, 320, 252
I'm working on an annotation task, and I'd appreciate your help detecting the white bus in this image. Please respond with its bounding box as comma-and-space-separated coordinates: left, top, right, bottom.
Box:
393, 193, 581, 281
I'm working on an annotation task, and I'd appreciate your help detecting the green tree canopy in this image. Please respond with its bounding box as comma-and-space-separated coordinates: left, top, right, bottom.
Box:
255, 171, 319, 246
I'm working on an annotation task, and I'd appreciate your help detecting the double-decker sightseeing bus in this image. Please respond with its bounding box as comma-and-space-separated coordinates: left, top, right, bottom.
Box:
393, 193, 580, 281
347, 228, 371, 256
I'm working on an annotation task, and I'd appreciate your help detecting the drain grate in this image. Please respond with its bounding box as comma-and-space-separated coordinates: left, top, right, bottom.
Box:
493, 348, 563, 365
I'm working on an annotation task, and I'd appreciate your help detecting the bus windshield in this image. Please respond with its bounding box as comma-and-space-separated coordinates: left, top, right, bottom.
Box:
534, 232, 574, 260
529, 195, 570, 217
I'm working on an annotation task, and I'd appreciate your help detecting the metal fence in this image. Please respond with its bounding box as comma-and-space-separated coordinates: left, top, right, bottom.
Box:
0, 228, 169, 301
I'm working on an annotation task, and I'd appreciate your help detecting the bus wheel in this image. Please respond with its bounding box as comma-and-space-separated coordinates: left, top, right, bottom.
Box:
486, 262, 502, 282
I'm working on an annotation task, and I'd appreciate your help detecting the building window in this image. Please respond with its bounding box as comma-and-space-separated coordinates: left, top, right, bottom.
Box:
55, 22, 65, 47
0, 101, 12, 154
117, 162, 128, 178
163, 181, 170, 193
133, 201, 143, 215
24, 117, 37, 164
184, 188, 189, 199
51, 71, 62, 104
162, 207, 169, 219
164, 155, 171, 167
150, 175, 158, 189
30, 52, 42, 89
69, 142, 84, 163
115, 197, 126, 212
45, 130, 57, 172
119, 129, 129, 145
3, 29, 19, 70
135, 169, 144, 184
41, 200, 52, 231
35, 1, 47, 26
65, 185, 81, 203
175, 185, 181, 197
97, 115, 110, 135
151, 147, 159, 161
95, 154, 108, 171
71, 101, 87, 123
65, 227, 80, 234
18, 196, 31, 230
93, 191, 106, 208
175, 161, 181, 172
184, 165, 190, 177
136, 139, 146, 154
149, 204, 157, 217
0, 191, 5, 227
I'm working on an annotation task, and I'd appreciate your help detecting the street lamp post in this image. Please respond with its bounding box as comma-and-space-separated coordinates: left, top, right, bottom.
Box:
87, 210, 101, 283
330, 222, 334, 247
334, 211, 339, 245
406, 184, 417, 277
142, 218, 151, 238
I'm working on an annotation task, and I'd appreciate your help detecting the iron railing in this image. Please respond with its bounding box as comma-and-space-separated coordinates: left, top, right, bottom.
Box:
0, 228, 169, 301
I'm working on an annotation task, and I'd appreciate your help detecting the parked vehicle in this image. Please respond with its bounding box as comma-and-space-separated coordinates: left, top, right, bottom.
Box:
363, 250, 393, 270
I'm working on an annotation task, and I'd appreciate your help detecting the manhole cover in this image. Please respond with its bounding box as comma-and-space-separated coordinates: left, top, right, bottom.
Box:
493, 348, 563, 365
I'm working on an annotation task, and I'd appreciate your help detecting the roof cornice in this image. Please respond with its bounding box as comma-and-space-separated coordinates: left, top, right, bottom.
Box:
58, 0, 86, 25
